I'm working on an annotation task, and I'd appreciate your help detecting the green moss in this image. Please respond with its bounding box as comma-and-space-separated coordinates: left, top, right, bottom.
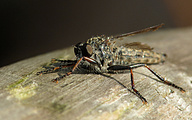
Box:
50, 102, 67, 113
8, 78, 26, 89
8, 73, 37, 100
9, 83, 37, 100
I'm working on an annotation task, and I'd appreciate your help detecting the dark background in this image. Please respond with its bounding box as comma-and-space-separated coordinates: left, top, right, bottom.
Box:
1, 0, 192, 67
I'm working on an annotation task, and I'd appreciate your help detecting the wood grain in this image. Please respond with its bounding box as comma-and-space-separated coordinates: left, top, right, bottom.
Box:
1, 27, 192, 120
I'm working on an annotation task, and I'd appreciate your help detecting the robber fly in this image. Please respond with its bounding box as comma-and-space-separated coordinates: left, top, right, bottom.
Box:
37, 23, 185, 104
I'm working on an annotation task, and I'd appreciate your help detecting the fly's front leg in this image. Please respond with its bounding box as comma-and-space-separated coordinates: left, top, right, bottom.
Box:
51, 71, 73, 83
71, 57, 100, 72
52, 56, 100, 83
51, 58, 77, 65
36, 67, 56, 75
36, 60, 77, 76
51, 58, 84, 83
37, 60, 77, 83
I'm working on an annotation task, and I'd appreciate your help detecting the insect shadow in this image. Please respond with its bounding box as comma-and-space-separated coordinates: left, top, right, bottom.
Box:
58, 70, 143, 103
99, 73, 139, 100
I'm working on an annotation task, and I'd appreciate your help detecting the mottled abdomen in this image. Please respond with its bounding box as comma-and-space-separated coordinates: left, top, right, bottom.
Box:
112, 46, 166, 65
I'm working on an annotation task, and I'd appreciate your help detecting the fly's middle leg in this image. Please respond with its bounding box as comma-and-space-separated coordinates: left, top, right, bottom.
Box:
107, 64, 148, 104
130, 68, 147, 104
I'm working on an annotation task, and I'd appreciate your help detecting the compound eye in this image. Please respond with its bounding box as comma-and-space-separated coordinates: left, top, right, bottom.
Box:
85, 44, 93, 57
74, 42, 82, 56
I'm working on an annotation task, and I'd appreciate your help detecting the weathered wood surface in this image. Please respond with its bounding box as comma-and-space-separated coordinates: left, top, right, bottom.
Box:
1, 27, 192, 120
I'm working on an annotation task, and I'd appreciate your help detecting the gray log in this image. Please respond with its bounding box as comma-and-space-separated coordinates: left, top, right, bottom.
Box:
1, 27, 192, 120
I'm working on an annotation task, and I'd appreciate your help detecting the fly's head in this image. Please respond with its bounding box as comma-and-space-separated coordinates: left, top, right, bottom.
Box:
74, 42, 93, 58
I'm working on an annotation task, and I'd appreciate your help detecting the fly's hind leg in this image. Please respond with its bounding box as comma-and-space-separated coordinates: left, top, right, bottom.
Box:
144, 64, 185, 93
127, 64, 185, 93
107, 63, 185, 104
